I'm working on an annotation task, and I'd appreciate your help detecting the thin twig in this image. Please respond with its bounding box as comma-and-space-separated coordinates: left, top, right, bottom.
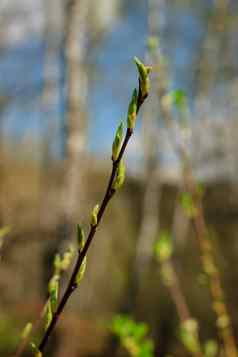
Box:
38, 81, 148, 353
162, 101, 238, 357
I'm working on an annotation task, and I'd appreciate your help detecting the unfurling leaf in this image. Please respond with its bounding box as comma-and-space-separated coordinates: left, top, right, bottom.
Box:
112, 122, 124, 161
76, 257, 87, 286
112, 160, 126, 190
134, 57, 151, 81
91, 204, 100, 227
134, 57, 151, 99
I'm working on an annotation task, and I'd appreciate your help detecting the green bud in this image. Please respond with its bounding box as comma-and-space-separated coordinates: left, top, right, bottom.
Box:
21, 322, 33, 340
134, 56, 151, 98
127, 89, 138, 129
112, 122, 124, 161
76, 257, 87, 286
30, 342, 42, 357
48, 274, 59, 312
77, 224, 85, 251
91, 204, 99, 227
134, 56, 149, 81
112, 160, 126, 190
154, 231, 173, 262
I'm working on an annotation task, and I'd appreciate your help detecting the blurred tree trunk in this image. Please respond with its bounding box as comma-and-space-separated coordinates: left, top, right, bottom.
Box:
57, 2, 122, 356
40, 0, 62, 174
40, 0, 62, 289
56, 0, 89, 356
38, 0, 89, 355
55, 1, 121, 354
61, 0, 88, 229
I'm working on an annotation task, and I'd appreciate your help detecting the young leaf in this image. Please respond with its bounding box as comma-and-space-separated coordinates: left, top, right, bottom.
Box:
76, 257, 87, 286
91, 204, 99, 227
112, 122, 124, 161
134, 57, 150, 81
134, 57, 151, 98
112, 160, 126, 190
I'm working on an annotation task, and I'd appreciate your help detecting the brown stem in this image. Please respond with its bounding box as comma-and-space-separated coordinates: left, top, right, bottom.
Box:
159, 84, 237, 356
160, 258, 203, 357
163, 260, 190, 322
38, 84, 147, 353
178, 142, 238, 357
187, 176, 237, 357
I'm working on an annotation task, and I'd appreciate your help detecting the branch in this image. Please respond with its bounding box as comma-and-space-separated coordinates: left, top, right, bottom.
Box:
38, 58, 151, 354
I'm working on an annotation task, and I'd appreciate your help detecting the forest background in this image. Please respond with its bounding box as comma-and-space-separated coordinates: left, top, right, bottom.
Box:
1, 0, 238, 356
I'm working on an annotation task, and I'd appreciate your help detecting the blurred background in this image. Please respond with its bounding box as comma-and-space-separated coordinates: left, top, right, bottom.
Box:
1, 0, 238, 356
